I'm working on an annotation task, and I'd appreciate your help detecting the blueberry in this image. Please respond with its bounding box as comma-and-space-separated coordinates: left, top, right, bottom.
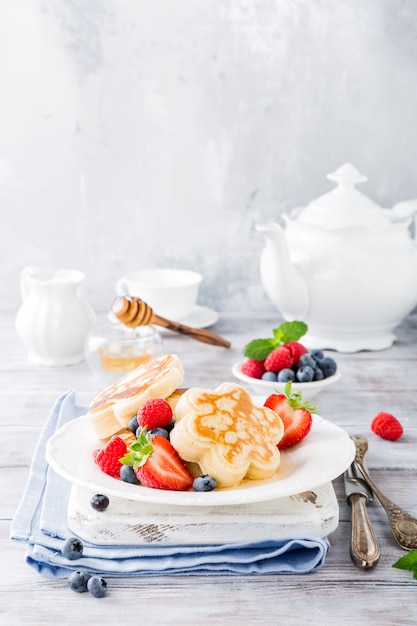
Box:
298, 354, 316, 368
87, 575, 108, 598
296, 365, 314, 382
313, 366, 324, 381
128, 414, 139, 433
90, 494, 110, 512
277, 368, 295, 383
165, 418, 176, 433
320, 357, 337, 378
62, 537, 83, 560
148, 427, 169, 439
67, 570, 91, 593
193, 475, 217, 492
310, 349, 324, 362
120, 465, 140, 484
262, 371, 277, 382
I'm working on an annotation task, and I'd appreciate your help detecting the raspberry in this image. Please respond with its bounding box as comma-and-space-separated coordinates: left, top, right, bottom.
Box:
137, 398, 173, 429
284, 341, 308, 364
241, 358, 265, 379
93, 436, 127, 477
264, 346, 293, 373
371, 412, 403, 441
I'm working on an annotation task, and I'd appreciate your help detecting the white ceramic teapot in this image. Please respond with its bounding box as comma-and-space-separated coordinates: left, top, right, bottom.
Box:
15, 266, 96, 365
257, 163, 417, 352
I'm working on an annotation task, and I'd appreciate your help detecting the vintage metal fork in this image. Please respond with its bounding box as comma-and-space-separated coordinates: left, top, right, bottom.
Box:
352, 435, 417, 550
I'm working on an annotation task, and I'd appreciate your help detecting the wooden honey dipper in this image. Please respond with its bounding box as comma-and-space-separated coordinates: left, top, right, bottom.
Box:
112, 296, 231, 348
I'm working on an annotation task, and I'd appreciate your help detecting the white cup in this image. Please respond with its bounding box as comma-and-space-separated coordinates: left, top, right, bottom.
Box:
116, 268, 202, 321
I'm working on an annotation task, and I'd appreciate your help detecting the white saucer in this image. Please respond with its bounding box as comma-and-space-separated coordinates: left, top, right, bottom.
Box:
174, 305, 219, 328
108, 305, 219, 331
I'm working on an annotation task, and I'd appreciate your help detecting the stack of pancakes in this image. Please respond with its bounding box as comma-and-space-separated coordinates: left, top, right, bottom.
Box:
87, 354, 284, 488
87, 353, 184, 439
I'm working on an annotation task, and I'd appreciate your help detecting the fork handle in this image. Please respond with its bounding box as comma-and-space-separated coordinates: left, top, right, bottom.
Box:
349, 494, 380, 570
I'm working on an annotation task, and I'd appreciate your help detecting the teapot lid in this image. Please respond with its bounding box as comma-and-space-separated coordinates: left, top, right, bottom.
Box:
292, 163, 390, 229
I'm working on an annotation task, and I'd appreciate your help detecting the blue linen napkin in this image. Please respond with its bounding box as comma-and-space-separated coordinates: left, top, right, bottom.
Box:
10, 390, 330, 577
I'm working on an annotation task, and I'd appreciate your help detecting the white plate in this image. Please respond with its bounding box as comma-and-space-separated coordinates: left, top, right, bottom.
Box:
46, 407, 355, 507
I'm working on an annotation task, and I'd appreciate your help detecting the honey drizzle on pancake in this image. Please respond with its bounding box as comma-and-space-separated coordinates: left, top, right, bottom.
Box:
192, 386, 281, 465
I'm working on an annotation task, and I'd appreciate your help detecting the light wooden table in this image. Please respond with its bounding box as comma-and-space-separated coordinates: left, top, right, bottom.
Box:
2, 311, 417, 625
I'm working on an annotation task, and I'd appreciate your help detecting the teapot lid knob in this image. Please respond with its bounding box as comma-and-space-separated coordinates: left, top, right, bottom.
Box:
327, 163, 368, 186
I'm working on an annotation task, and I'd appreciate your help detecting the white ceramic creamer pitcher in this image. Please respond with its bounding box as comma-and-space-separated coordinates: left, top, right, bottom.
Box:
15, 266, 96, 365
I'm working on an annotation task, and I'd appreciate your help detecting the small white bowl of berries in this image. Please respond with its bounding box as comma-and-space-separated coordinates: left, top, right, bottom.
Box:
232, 321, 341, 400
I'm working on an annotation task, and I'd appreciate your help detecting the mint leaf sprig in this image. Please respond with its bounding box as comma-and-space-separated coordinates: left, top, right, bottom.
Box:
393, 550, 417, 580
243, 320, 308, 361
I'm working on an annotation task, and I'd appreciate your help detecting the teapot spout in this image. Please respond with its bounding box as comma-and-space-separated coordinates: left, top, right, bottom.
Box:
256, 223, 309, 319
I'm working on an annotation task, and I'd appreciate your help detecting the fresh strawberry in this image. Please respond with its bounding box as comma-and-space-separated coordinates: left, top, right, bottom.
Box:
264, 346, 293, 373
284, 341, 308, 364
137, 398, 173, 429
120, 431, 193, 491
371, 412, 403, 441
264, 382, 317, 449
241, 358, 266, 379
93, 436, 128, 478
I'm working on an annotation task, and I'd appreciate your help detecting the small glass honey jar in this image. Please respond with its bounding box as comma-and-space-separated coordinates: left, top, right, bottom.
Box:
84, 322, 163, 384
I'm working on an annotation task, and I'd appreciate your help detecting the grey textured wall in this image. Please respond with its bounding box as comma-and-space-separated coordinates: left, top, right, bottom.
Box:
2, 0, 417, 314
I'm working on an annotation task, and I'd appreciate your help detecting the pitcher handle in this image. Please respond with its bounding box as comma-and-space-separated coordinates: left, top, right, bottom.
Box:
20, 266, 36, 302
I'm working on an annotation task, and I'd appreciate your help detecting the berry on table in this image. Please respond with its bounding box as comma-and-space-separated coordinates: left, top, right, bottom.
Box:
241, 358, 266, 379
371, 412, 403, 441
67, 570, 91, 593
87, 576, 108, 598
193, 475, 217, 492
137, 398, 173, 430
90, 494, 110, 512
62, 536, 84, 560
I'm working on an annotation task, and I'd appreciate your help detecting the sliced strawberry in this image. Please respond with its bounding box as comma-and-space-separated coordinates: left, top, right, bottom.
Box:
264, 382, 316, 449
120, 431, 193, 491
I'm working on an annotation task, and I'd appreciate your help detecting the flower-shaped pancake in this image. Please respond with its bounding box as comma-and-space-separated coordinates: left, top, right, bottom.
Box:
170, 383, 284, 488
